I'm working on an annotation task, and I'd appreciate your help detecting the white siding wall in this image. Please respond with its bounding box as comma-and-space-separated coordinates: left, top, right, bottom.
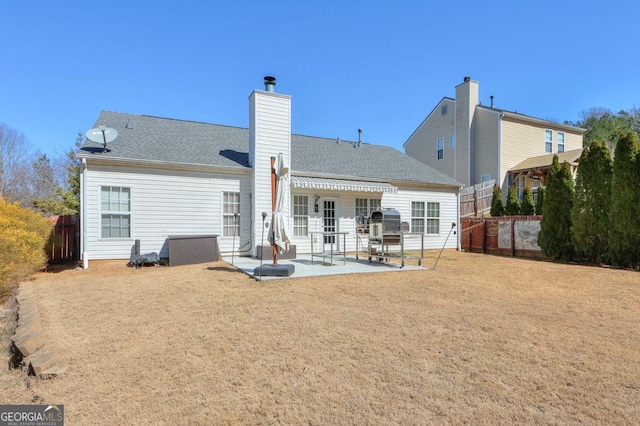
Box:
84, 164, 250, 260
289, 186, 458, 254
249, 90, 292, 255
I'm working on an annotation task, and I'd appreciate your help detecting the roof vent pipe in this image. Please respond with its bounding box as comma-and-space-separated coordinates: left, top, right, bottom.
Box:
357, 128, 362, 148
464, 76, 471, 83
264, 76, 276, 92
490, 95, 494, 108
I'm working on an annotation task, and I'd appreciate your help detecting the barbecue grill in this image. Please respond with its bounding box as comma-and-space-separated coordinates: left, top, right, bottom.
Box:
369, 208, 402, 244
356, 208, 423, 267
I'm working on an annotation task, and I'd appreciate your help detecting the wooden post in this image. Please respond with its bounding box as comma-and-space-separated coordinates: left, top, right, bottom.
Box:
271, 156, 278, 265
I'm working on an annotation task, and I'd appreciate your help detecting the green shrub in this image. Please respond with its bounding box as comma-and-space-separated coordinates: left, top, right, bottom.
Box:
539, 156, 575, 261
572, 141, 613, 263
490, 185, 504, 217
535, 186, 545, 215
609, 131, 640, 267
520, 187, 535, 216
0, 198, 51, 301
505, 186, 520, 216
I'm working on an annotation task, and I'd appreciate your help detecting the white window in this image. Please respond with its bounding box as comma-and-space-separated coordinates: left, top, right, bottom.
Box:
293, 195, 308, 237
449, 134, 456, 149
558, 131, 565, 153
545, 129, 553, 153
426, 202, 440, 235
411, 201, 425, 233
355, 198, 382, 218
515, 175, 526, 200
437, 137, 444, 160
223, 192, 240, 237
101, 186, 131, 239
481, 174, 492, 183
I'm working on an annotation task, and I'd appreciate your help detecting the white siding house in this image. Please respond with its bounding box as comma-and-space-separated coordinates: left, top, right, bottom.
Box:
78, 78, 462, 267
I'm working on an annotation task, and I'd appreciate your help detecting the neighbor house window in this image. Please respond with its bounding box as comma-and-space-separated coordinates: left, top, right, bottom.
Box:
293, 195, 309, 237
449, 134, 456, 149
441, 105, 448, 115
101, 186, 131, 238
426, 202, 440, 235
515, 175, 526, 200
437, 137, 444, 160
411, 201, 425, 233
545, 129, 553, 153
223, 192, 240, 237
481, 174, 492, 183
369, 199, 381, 212
558, 131, 565, 153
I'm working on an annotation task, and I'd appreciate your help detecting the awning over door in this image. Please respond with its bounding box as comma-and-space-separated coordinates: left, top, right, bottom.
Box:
291, 176, 397, 193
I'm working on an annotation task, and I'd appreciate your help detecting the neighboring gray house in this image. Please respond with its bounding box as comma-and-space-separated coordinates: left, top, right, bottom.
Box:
77, 78, 462, 267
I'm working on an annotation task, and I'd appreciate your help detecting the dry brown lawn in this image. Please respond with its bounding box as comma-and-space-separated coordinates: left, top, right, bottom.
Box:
1, 251, 639, 425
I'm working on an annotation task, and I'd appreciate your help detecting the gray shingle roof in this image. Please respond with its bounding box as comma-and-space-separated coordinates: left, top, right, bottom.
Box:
79, 110, 462, 187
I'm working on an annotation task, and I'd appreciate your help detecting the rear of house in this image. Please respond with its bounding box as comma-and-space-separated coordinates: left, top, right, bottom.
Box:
78, 79, 462, 267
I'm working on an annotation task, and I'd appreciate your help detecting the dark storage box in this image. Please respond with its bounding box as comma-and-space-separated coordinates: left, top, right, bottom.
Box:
256, 244, 297, 260
168, 235, 219, 266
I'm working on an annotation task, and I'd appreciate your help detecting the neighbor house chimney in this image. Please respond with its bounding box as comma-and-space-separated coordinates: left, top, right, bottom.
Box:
490, 95, 494, 108
264, 76, 276, 92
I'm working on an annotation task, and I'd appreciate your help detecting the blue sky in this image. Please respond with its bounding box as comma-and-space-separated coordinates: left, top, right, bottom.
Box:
2, 1, 639, 158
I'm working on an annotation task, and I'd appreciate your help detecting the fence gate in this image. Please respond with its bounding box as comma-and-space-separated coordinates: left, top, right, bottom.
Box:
47, 214, 79, 263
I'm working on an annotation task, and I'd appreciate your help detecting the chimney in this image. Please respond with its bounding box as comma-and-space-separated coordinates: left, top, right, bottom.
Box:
490, 95, 494, 108
464, 76, 471, 83
264, 76, 276, 92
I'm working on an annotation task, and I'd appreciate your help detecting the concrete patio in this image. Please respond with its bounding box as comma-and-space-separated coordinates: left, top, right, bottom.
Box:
223, 253, 427, 280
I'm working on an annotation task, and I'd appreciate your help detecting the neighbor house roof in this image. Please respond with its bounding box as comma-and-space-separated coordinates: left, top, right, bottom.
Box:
476, 105, 587, 133
78, 111, 462, 188
508, 148, 584, 173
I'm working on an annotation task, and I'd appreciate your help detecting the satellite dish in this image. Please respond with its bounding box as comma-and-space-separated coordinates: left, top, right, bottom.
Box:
86, 126, 118, 152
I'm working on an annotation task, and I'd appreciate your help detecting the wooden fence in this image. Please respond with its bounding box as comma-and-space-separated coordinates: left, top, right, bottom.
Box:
460, 180, 495, 218
460, 216, 543, 259
47, 214, 79, 263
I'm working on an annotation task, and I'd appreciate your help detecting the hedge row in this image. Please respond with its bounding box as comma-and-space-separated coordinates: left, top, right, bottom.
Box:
0, 198, 51, 301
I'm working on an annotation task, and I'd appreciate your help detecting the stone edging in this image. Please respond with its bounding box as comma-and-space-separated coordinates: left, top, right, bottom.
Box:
11, 284, 67, 378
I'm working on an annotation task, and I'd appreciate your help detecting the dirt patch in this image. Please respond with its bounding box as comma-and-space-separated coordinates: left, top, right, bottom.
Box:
2, 251, 639, 424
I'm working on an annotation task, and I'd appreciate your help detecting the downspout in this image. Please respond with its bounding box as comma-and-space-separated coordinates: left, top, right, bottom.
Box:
81, 158, 88, 269
498, 113, 504, 200
457, 187, 462, 251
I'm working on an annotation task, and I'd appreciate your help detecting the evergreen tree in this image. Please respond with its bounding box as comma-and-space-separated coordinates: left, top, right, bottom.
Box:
505, 186, 520, 216
520, 186, 535, 216
572, 141, 613, 263
609, 131, 640, 267
535, 186, 545, 215
490, 185, 504, 217
539, 156, 575, 260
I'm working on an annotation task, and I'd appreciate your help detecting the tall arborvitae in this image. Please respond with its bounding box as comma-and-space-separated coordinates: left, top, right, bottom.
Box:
535, 186, 545, 215
505, 186, 521, 216
520, 186, 536, 216
572, 141, 613, 263
609, 131, 640, 267
539, 156, 575, 260
490, 185, 504, 217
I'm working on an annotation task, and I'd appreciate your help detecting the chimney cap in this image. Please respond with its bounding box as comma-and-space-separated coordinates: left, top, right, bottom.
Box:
464, 76, 471, 82
264, 76, 276, 92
